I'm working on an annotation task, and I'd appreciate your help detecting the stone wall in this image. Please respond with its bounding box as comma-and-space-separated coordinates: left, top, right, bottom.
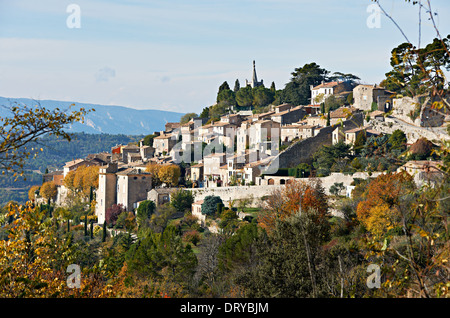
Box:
186, 171, 381, 209
369, 116, 449, 144
186, 184, 285, 207
391, 96, 446, 128
264, 113, 364, 172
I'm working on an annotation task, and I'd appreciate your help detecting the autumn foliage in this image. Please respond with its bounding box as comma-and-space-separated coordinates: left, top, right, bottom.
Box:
259, 179, 328, 233
40, 181, 58, 200
146, 163, 181, 187
356, 171, 415, 236
63, 165, 99, 197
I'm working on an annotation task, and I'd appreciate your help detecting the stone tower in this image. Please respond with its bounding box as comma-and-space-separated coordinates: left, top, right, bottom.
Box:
95, 162, 118, 225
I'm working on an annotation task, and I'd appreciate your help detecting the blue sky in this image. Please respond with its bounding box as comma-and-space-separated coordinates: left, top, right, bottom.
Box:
0, 0, 449, 114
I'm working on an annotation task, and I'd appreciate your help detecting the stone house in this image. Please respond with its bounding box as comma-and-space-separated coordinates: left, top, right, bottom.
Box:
251, 111, 275, 122
344, 126, 381, 145
272, 103, 293, 113
63, 159, 87, 177
281, 124, 302, 142
248, 120, 281, 150
332, 126, 346, 145
147, 188, 175, 206
190, 163, 204, 182
243, 161, 263, 184
203, 153, 226, 180
220, 113, 243, 126
353, 84, 394, 112
344, 127, 366, 145
165, 122, 181, 132
140, 145, 155, 161
121, 144, 140, 163
43, 170, 64, 186
116, 167, 152, 211
329, 106, 360, 126
271, 106, 306, 125
281, 124, 317, 142
310, 81, 355, 105
305, 115, 327, 127
153, 132, 177, 156
191, 200, 206, 226
127, 152, 142, 163
95, 163, 152, 224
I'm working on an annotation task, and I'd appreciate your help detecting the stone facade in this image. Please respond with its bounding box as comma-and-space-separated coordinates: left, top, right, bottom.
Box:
353, 84, 393, 112
116, 168, 152, 211
391, 96, 447, 127
270, 106, 306, 125
95, 163, 152, 224
147, 188, 175, 205
264, 113, 363, 171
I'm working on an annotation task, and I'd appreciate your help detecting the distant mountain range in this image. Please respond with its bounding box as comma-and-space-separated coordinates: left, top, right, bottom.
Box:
0, 96, 185, 135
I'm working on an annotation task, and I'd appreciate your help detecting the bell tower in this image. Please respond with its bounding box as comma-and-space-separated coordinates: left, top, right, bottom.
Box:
245, 60, 263, 88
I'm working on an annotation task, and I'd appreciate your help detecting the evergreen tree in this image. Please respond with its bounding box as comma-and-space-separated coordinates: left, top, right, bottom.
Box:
84, 214, 88, 236
201, 195, 223, 216
102, 221, 107, 242
234, 79, 240, 92
270, 81, 276, 93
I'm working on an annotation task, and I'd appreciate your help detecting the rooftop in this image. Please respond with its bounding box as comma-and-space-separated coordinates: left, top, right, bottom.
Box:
312, 81, 340, 90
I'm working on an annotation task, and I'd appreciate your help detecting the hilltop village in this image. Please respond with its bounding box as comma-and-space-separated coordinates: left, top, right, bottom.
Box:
35, 62, 449, 230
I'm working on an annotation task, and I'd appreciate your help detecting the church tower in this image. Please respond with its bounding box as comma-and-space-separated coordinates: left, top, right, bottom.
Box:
245, 60, 263, 88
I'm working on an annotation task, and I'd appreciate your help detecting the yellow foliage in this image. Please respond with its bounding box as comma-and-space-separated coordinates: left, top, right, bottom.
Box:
157, 164, 181, 187
63, 165, 99, 198
28, 185, 40, 201
362, 203, 400, 237
146, 163, 162, 184
0, 202, 114, 298
40, 181, 57, 200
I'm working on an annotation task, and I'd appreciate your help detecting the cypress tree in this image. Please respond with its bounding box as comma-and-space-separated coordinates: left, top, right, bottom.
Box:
270, 81, 276, 93
84, 214, 88, 236
234, 79, 240, 92
90, 221, 94, 239
102, 222, 107, 242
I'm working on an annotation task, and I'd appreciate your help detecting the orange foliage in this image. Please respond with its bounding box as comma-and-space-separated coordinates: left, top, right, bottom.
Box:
63, 165, 99, 197
258, 178, 328, 233
356, 171, 415, 236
